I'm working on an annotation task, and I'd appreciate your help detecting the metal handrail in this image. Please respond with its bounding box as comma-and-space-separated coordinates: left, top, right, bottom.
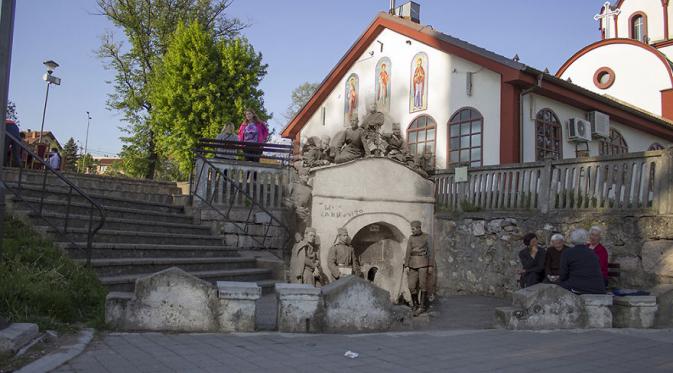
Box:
191, 153, 291, 257
3, 132, 106, 265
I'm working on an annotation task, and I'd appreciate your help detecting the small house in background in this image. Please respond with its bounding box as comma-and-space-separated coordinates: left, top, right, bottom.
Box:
21, 130, 63, 160
93, 156, 121, 174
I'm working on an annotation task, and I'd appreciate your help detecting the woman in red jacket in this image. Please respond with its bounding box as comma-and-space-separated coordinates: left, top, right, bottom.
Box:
237, 109, 269, 162
588, 226, 609, 286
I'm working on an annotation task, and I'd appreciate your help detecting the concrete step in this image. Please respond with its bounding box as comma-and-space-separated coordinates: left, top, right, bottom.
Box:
7, 183, 183, 213
16, 210, 211, 235
3, 168, 182, 196
79, 257, 258, 277
58, 242, 240, 259
100, 268, 273, 292
10, 196, 194, 224
4, 180, 175, 205
41, 227, 224, 246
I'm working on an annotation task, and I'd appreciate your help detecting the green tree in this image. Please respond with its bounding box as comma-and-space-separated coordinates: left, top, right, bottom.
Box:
284, 82, 319, 121
62, 138, 79, 172
149, 21, 269, 174
97, 0, 244, 179
77, 154, 99, 174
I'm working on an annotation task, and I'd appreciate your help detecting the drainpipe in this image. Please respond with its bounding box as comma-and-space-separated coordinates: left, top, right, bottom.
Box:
519, 73, 544, 162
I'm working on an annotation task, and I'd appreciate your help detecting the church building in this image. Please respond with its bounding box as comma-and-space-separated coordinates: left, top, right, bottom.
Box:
282, 1, 673, 169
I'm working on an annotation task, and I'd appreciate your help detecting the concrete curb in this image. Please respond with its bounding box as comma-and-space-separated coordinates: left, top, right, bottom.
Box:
16, 328, 94, 373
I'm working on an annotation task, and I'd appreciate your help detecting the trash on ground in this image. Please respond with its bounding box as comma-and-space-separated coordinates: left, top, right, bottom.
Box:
344, 350, 359, 358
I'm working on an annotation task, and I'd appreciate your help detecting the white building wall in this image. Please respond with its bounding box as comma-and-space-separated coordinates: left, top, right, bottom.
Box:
559, 43, 671, 116
616, 0, 666, 42
299, 28, 502, 169
522, 94, 670, 163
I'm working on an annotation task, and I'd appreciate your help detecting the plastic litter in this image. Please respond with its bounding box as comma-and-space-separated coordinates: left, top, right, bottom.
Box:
344, 350, 359, 359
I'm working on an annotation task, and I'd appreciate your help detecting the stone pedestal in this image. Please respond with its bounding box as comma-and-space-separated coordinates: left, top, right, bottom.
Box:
613, 296, 658, 329
580, 294, 613, 328
496, 284, 585, 330
275, 283, 321, 333
217, 281, 261, 332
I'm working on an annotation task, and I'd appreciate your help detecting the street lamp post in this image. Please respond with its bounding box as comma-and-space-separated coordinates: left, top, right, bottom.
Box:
38, 59, 61, 144
84, 111, 91, 156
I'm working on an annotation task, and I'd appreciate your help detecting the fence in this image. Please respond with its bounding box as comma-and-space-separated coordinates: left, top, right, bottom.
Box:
433, 149, 673, 214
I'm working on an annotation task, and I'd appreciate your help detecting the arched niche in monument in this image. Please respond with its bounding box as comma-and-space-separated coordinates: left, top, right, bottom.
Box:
309, 157, 435, 303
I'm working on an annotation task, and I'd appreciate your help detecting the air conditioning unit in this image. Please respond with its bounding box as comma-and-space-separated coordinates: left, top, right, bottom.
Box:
588, 111, 610, 138
567, 118, 592, 142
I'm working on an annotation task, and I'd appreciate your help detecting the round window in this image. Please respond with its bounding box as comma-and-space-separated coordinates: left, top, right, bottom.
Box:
593, 67, 616, 89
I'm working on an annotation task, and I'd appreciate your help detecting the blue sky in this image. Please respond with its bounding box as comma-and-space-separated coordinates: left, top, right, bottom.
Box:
8, 0, 602, 156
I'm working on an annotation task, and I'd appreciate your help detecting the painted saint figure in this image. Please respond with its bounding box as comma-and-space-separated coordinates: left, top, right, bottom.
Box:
345, 74, 359, 124
404, 221, 433, 315
375, 58, 391, 112
411, 53, 428, 112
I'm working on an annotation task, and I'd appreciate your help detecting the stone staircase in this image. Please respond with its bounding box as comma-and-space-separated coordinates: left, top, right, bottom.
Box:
3, 168, 280, 293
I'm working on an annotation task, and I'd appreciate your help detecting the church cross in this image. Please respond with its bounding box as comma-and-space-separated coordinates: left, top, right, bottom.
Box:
594, 2, 621, 39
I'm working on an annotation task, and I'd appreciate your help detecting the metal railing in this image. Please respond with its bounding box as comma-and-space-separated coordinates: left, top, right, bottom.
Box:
434, 149, 672, 214
191, 143, 292, 254
3, 131, 106, 265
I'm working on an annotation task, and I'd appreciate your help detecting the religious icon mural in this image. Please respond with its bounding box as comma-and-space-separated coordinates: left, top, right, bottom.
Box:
410, 52, 428, 113
344, 73, 359, 124
375, 57, 391, 113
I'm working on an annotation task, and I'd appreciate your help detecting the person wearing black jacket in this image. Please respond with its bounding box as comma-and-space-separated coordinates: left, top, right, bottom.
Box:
518, 233, 546, 288
559, 229, 606, 294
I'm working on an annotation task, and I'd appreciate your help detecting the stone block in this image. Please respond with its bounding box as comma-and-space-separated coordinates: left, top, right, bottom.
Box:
504, 284, 586, 330
580, 294, 613, 328
0, 323, 39, 355
613, 296, 658, 328
651, 284, 673, 328
319, 276, 412, 333
641, 241, 673, 278
275, 283, 322, 333
217, 281, 261, 332
105, 267, 220, 332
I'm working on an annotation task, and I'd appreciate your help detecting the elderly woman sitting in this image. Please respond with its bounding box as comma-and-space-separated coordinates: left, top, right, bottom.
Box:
588, 226, 609, 286
518, 233, 546, 288
559, 229, 606, 294
544, 234, 568, 284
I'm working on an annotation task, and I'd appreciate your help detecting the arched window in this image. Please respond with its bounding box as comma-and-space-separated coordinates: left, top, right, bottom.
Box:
535, 109, 563, 161
600, 129, 629, 155
407, 115, 436, 168
448, 108, 483, 167
648, 143, 665, 151
630, 13, 647, 42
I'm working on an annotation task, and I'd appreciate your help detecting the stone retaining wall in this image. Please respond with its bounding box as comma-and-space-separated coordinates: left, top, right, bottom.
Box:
434, 212, 673, 298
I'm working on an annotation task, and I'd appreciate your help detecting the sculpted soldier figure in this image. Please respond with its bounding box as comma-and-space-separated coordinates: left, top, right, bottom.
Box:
361, 103, 386, 156
382, 122, 412, 163
335, 117, 370, 163
302, 136, 329, 168
319, 135, 334, 164
404, 221, 433, 315
290, 228, 324, 285
327, 227, 360, 280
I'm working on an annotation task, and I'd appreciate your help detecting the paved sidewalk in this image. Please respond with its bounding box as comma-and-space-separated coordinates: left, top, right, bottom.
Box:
54, 329, 673, 373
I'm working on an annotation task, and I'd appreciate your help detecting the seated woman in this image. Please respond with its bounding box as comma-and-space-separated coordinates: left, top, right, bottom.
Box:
559, 229, 606, 294
518, 233, 546, 288
544, 234, 567, 284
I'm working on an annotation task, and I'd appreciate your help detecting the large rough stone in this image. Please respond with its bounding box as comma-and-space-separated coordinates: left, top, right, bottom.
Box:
0, 323, 39, 355
651, 284, 673, 328
642, 241, 673, 279
217, 281, 261, 332
580, 294, 613, 328
105, 267, 220, 332
276, 283, 322, 333
496, 284, 586, 330
613, 296, 658, 329
318, 276, 411, 332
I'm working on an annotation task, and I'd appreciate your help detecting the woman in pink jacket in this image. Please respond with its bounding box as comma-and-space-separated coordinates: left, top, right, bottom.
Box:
237, 109, 269, 162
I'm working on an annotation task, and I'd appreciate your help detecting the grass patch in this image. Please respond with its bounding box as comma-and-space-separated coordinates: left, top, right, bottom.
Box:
0, 216, 107, 332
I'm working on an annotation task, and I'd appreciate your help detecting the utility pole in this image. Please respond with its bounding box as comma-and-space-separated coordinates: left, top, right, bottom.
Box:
0, 0, 17, 259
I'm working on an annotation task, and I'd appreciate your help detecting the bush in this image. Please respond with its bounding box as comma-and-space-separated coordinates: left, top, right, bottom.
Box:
0, 216, 107, 331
